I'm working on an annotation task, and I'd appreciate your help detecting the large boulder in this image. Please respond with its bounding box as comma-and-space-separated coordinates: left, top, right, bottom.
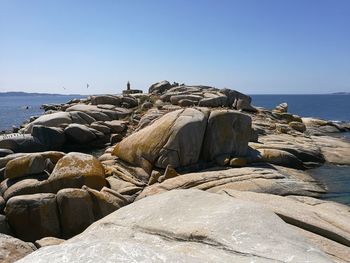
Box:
0, 134, 46, 153
5, 155, 47, 180
148, 80, 172, 94
17, 190, 332, 262
64, 124, 97, 144
31, 125, 66, 149
48, 152, 106, 191
0, 233, 35, 263
4, 152, 65, 180
23, 112, 72, 133
91, 95, 121, 106
56, 188, 94, 239
113, 108, 209, 173
201, 110, 252, 161
5, 193, 60, 242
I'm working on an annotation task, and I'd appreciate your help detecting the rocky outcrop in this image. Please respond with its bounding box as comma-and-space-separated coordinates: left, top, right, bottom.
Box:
113, 108, 252, 175
17, 189, 332, 263
137, 165, 324, 199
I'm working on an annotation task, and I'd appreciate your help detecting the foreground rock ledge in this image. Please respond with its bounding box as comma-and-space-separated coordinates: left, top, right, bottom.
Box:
18, 189, 332, 263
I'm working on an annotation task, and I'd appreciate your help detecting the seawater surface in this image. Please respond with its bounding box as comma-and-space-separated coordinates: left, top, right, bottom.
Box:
0, 95, 85, 131
251, 94, 350, 122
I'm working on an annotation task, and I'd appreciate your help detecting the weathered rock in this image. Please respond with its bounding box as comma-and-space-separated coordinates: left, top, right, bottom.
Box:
5, 155, 47, 180
49, 152, 106, 192
91, 95, 121, 106
113, 108, 209, 173
158, 165, 178, 183
31, 125, 66, 149
252, 134, 325, 163
106, 175, 142, 195
272, 112, 302, 123
23, 112, 72, 133
0, 233, 35, 263
0, 134, 46, 153
221, 190, 350, 249
64, 124, 96, 144
0, 149, 14, 158
17, 190, 332, 263
66, 104, 130, 121
104, 120, 127, 133
148, 80, 172, 94
229, 157, 247, 167
198, 95, 227, 107
177, 99, 196, 107
233, 98, 257, 112
138, 165, 324, 200
0, 214, 12, 235
83, 186, 128, 220
312, 135, 350, 165
3, 152, 65, 181
141, 101, 153, 111
34, 237, 65, 248
56, 188, 94, 239
220, 88, 252, 107
1, 174, 52, 201
253, 148, 305, 170
5, 193, 60, 242
89, 122, 111, 134
121, 96, 138, 108
201, 110, 252, 161
170, 94, 202, 105
289, 121, 306, 132
109, 133, 123, 144
273, 102, 288, 113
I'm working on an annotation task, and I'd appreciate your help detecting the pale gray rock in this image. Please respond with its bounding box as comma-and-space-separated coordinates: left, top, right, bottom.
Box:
0, 134, 46, 153
23, 111, 72, 133
148, 80, 172, 94
201, 110, 252, 161
138, 165, 324, 200
91, 95, 121, 106
17, 189, 332, 263
0, 233, 35, 263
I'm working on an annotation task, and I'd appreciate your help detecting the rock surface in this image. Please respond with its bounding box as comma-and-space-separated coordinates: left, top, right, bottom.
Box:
17, 189, 332, 263
0, 234, 35, 263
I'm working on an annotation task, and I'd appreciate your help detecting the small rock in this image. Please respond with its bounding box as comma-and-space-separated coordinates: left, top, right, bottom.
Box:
148, 170, 161, 185
289, 121, 306, 133
229, 157, 247, 167
34, 237, 65, 248
273, 102, 288, 113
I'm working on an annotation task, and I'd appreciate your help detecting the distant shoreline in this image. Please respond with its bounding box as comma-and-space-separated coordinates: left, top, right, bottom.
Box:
0, 91, 82, 97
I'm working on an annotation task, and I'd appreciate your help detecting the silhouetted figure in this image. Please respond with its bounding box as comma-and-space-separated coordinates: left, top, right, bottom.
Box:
127, 81, 131, 90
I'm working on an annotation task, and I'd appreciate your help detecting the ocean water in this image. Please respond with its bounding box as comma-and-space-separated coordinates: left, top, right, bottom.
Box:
251, 94, 350, 122
0, 95, 85, 131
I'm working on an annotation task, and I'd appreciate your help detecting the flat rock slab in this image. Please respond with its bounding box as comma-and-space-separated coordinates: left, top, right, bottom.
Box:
18, 189, 331, 263
138, 165, 324, 200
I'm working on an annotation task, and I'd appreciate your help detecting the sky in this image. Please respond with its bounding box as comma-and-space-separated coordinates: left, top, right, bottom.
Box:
0, 0, 349, 95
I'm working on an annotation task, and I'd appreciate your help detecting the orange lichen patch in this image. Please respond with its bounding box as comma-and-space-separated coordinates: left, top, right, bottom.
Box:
112, 109, 182, 170
49, 152, 106, 190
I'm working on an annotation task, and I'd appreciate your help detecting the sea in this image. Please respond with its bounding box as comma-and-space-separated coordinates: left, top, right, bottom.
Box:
0, 93, 349, 205
0, 94, 85, 132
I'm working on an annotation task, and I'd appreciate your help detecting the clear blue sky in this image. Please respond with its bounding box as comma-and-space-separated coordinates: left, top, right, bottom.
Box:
0, 0, 349, 94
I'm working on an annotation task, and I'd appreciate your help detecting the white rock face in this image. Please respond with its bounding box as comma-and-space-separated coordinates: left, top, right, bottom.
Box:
18, 189, 332, 263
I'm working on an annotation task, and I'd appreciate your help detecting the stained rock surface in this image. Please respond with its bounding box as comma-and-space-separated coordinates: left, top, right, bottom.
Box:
17, 189, 332, 263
